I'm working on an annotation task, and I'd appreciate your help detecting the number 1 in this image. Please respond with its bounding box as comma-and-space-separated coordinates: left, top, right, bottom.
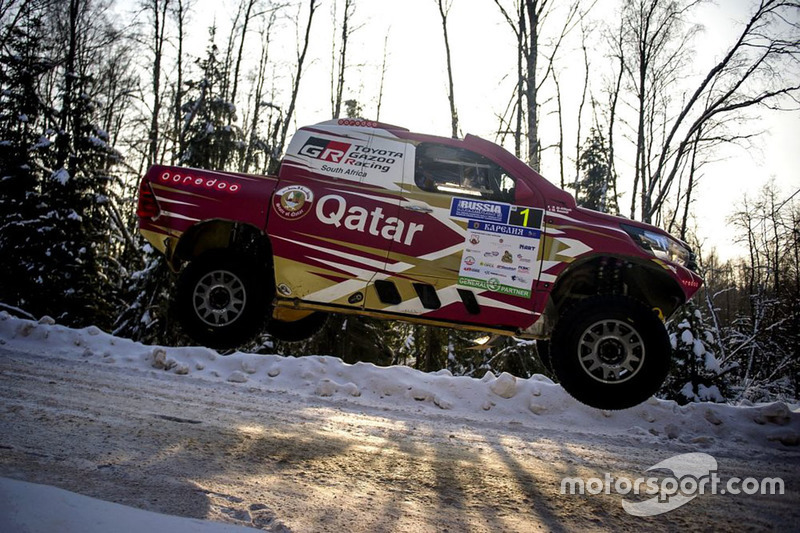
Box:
520, 208, 529, 227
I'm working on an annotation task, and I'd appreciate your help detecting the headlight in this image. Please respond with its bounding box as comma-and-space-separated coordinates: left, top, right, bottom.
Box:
621, 224, 696, 270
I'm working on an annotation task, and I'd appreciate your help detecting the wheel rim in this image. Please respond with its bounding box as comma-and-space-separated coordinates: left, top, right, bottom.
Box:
577, 319, 644, 384
193, 269, 247, 327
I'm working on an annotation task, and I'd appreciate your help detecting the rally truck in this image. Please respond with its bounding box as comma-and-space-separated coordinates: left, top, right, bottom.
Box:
137, 118, 702, 409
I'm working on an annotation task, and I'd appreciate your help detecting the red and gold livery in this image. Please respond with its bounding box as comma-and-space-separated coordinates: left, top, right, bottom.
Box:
138, 119, 703, 409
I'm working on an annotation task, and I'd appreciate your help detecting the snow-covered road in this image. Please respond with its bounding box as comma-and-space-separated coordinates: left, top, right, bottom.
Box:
1, 313, 799, 531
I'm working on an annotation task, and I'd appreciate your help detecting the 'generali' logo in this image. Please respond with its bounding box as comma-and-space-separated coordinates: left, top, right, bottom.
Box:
160, 172, 240, 193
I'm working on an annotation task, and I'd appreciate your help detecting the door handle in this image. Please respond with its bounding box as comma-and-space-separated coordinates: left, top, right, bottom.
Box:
403, 204, 433, 214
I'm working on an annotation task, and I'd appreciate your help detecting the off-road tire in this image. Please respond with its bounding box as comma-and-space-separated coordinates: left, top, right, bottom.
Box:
177, 250, 270, 349
550, 295, 671, 410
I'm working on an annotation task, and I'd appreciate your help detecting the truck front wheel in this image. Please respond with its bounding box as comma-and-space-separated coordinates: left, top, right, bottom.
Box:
550, 295, 671, 410
177, 250, 270, 349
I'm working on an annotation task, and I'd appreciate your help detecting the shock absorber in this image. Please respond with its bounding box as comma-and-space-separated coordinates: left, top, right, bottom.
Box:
597, 258, 625, 295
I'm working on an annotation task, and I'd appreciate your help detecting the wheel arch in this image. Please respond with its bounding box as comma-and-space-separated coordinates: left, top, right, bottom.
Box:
544, 255, 686, 331
171, 219, 273, 273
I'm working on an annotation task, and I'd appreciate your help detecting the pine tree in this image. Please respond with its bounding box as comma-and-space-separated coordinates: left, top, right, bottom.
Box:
344, 98, 362, 119
0, 7, 57, 316
39, 0, 126, 326
0, 0, 128, 327
661, 300, 728, 403
114, 253, 188, 346
180, 27, 242, 171
573, 128, 619, 214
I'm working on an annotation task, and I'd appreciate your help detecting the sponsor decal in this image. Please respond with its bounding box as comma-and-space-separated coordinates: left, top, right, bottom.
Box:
458, 276, 532, 299
457, 209, 541, 298
315, 194, 424, 246
451, 198, 509, 224
297, 136, 403, 174
321, 164, 366, 178
273, 185, 314, 220
299, 137, 352, 162
471, 221, 541, 238
337, 119, 379, 128
159, 171, 240, 193
450, 198, 543, 230
464, 256, 476, 266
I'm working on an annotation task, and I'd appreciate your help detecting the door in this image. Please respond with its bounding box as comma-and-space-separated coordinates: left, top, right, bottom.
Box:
384, 141, 545, 329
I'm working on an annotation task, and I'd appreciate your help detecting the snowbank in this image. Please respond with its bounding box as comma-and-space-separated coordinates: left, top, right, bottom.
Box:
1, 312, 798, 449
0, 477, 261, 533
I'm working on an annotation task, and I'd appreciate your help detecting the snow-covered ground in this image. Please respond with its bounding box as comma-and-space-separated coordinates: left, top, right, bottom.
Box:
1, 311, 799, 531
0, 477, 261, 532
2, 312, 798, 448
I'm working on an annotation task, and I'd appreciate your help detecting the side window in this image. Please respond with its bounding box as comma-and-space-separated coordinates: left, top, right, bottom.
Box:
414, 143, 515, 203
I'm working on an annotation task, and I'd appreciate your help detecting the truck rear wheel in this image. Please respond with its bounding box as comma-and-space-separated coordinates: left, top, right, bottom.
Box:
177, 250, 270, 349
550, 295, 670, 410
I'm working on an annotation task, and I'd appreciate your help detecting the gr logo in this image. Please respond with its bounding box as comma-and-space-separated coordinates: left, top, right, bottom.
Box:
298, 137, 352, 163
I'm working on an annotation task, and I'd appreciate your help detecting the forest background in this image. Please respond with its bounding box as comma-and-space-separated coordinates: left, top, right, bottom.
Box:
1, 0, 798, 404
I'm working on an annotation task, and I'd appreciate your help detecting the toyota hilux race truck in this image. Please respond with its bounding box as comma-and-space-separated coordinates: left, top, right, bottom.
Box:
137, 118, 703, 409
